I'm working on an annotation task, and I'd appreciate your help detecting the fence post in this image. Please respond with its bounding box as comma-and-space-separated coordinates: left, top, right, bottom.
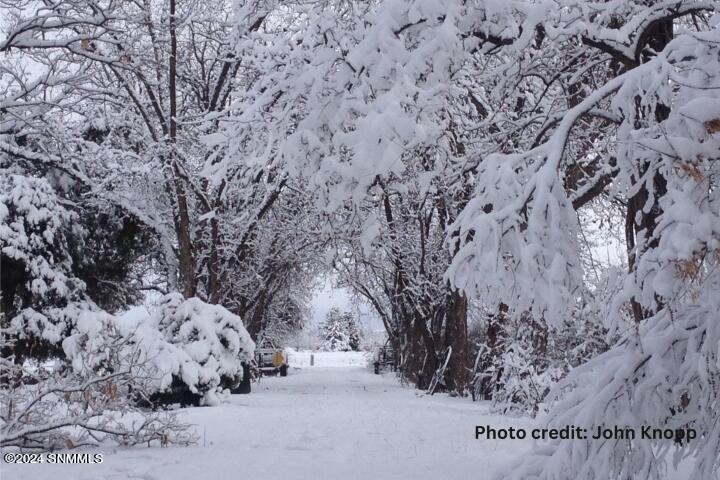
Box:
310, 354, 314, 366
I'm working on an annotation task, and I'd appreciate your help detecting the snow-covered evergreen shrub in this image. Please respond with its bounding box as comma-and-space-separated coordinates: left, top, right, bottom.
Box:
2, 175, 254, 407
51, 295, 255, 407
321, 323, 350, 352
319, 308, 361, 352
1, 175, 84, 360
147, 294, 255, 406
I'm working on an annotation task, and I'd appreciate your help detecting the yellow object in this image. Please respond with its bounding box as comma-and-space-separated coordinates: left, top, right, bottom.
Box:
272, 351, 285, 367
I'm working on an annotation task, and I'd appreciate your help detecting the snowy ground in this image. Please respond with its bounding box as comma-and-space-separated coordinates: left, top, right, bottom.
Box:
3, 352, 537, 480
285, 349, 369, 368
4, 352, 697, 480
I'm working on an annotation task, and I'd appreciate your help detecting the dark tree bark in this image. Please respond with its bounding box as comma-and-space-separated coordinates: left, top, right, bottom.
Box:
245, 289, 269, 340
482, 303, 508, 400
167, 0, 196, 298
625, 18, 672, 323
443, 288, 469, 394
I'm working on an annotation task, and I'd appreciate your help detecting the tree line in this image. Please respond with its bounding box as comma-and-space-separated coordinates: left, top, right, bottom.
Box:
1, 1, 719, 479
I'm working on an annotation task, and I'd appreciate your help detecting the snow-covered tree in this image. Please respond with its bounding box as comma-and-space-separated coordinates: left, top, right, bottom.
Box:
443, 3, 720, 479
3, 0, 719, 476
319, 308, 361, 352
1, 174, 85, 361
217, 0, 719, 477
0, 0, 296, 307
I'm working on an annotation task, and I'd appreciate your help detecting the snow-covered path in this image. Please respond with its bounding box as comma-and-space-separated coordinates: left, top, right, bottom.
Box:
4, 362, 533, 480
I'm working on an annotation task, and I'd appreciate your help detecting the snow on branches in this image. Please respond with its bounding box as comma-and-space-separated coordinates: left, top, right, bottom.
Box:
1, 175, 254, 449
58, 294, 255, 407
218, 1, 719, 478
0, 324, 198, 451
319, 308, 361, 352
0, 174, 81, 303
1, 0, 718, 475
148, 294, 256, 405
1, 174, 84, 359
446, 9, 720, 480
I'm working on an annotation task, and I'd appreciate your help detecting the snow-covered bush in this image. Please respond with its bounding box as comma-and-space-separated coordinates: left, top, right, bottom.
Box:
2, 174, 253, 408
147, 294, 255, 406
1, 323, 197, 451
61, 294, 255, 407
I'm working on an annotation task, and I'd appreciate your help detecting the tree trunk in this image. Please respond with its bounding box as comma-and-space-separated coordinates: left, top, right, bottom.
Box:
625, 18, 672, 323
398, 312, 437, 390
207, 215, 222, 303
168, 0, 196, 298
481, 303, 508, 400
443, 288, 469, 395
245, 290, 269, 340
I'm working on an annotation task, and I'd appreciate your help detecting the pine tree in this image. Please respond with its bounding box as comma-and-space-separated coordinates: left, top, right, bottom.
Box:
341, 311, 362, 352
0, 175, 83, 361
320, 308, 361, 352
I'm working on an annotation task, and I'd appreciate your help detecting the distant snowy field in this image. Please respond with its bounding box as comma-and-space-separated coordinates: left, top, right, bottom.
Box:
2, 353, 695, 480
285, 349, 370, 368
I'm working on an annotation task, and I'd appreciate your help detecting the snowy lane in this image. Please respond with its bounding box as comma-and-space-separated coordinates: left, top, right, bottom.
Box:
3, 366, 533, 480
